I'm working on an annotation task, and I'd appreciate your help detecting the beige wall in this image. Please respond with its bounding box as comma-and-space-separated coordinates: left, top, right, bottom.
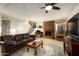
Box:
10, 19, 31, 34
0, 16, 2, 36
0, 4, 78, 35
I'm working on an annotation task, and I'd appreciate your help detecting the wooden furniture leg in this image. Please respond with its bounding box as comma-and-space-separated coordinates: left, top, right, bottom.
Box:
41, 42, 43, 48
34, 48, 37, 55
27, 47, 29, 52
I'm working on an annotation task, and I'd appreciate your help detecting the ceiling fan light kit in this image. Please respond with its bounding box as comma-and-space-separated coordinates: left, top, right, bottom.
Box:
45, 5, 52, 11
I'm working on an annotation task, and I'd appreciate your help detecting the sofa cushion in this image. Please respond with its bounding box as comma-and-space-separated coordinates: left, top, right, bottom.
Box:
16, 39, 29, 45
22, 39, 28, 43
29, 37, 34, 40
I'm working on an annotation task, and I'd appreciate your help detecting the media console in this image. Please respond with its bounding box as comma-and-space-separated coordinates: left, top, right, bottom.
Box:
64, 37, 79, 56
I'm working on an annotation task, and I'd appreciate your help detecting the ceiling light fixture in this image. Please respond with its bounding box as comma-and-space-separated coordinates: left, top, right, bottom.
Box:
45, 5, 52, 11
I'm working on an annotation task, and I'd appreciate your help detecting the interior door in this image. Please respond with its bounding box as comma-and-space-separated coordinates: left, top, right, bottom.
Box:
2, 20, 10, 35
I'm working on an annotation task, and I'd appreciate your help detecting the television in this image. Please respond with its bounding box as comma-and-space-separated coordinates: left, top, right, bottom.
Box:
67, 12, 79, 41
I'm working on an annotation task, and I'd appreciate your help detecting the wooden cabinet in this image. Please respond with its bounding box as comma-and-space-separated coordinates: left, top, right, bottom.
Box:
64, 37, 79, 56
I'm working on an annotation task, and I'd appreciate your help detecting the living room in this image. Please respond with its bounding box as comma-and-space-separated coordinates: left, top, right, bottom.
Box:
0, 3, 79, 56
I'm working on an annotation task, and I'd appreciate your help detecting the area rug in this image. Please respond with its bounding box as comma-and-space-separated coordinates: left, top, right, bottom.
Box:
11, 44, 64, 56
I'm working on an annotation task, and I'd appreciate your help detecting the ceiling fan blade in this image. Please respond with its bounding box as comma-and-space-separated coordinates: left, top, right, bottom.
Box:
40, 7, 45, 9
45, 3, 56, 6
45, 10, 48, 13
53, 6, 60, 10
51, 3, 57, 5
44, 3, 48, 6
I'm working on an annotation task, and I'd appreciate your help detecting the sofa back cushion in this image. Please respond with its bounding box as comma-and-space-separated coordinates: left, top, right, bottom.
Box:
2, 35, 14, 41
23, 33, 30, 39
15, 34, 24, 41
0, 36, 2, 41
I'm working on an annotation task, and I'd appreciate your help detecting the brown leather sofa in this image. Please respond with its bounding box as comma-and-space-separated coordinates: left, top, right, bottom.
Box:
1, 33, 35, 56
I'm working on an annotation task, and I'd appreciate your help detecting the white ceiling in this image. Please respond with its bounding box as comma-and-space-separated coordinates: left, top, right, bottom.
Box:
0, 3, 78, 21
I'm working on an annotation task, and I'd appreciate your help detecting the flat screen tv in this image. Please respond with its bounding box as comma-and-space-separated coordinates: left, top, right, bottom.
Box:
67, 12, 79, 41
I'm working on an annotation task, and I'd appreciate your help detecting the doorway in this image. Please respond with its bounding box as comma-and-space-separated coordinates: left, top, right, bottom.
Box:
2, 20, 10, 35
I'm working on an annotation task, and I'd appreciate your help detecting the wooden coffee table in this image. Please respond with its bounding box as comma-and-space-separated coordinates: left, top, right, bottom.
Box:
26, 40, 43, 55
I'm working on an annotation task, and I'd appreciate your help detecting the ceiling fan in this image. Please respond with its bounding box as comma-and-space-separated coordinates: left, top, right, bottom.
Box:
41, 3, 60, 13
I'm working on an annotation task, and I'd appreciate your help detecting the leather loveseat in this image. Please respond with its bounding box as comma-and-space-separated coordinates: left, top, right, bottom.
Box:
1, 33, 35, 56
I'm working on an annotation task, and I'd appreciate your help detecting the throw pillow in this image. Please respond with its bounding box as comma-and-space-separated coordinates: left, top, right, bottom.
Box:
5, 40, 16, 46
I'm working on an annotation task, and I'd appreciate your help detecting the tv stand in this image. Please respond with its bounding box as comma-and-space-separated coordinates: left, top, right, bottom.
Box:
64, 37, 79, 56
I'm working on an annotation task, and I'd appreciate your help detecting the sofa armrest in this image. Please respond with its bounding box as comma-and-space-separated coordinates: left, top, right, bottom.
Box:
29, 35, 36, 37
29, 35, 36, 40
0, 41, 4, 45
1, 42, 10, 56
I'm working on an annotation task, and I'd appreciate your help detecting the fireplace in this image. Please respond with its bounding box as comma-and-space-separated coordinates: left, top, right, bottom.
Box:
45, 31, 52, 36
